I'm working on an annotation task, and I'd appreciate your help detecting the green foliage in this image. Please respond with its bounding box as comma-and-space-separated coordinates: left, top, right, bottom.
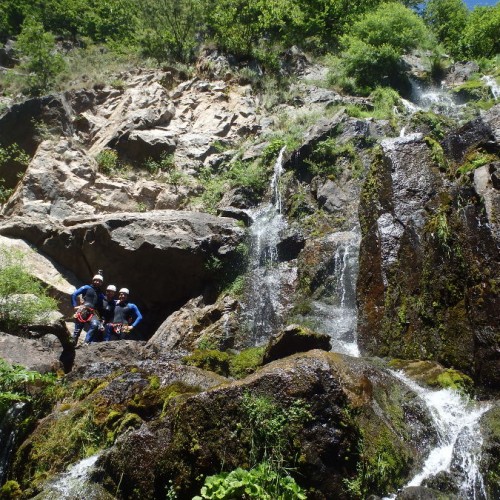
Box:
137, 0, 203, 62
182, 349, 231, 376
228, 347, 265, 379
95, 148, 119, 174
0, 480, 22, 499
0, 246, 58, 332
16, 17, 66, 95
412, 111, 454, 140
197, 156, 267, 214
194, 462, 307, 500
423, 0, 468, 57
0, 360, 56, 415
339, 2, 433, 91
456, 150, 497, 177
303, 137, 363, 181
144, 152, 175, 176
461, 5, 500, 59
196, 394, 311, 499
0, 143, 30, 203
242, 393, 312, 469
424, 136, 447, 171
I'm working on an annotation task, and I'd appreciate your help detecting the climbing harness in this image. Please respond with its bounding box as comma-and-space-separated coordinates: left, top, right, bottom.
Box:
74, 306, 94, 323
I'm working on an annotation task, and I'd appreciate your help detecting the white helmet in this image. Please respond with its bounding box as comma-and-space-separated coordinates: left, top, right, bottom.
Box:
93, 274, 103, 282
119, 288, 130, 295
106, 285, 117, 292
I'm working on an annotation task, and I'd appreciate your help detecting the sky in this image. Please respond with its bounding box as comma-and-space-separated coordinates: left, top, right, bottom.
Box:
464, 0, 498, 7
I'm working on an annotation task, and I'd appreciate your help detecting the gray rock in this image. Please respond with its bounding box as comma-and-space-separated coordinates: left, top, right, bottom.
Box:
263, 324, 331, 363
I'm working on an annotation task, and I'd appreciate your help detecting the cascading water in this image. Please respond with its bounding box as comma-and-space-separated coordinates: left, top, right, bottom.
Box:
481, 75, 500, 101
0, 401, 29, 484
308, 231, 361, 357
244, 147, 290, 344
388, 370, 490, 499
38, 454, 101, 498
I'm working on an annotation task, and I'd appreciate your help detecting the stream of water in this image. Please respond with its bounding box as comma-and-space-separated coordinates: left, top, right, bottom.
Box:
388, 370, 491, 499
244, 147, 290, 345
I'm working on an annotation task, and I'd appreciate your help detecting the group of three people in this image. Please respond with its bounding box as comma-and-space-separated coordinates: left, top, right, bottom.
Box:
71, 274, 142, 345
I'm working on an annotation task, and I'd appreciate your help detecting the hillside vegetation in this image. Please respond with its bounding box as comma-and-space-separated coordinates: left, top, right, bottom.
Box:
0, 0, 498, 97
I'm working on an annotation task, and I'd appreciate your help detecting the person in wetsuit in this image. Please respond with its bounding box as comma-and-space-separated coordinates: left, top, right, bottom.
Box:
105, 287, 142, 341
71, 274, 105, 345
101, 284, 117, 340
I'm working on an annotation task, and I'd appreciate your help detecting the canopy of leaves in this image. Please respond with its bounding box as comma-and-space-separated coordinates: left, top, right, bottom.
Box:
423, 0, 469, 57
461, 5, 500, 59
16, 17, 66, 95
339, 2, 434, 91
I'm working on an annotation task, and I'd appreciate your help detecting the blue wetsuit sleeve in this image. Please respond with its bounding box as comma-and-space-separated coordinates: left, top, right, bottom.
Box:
71, 285, 89, 307
129, 304, 142, 328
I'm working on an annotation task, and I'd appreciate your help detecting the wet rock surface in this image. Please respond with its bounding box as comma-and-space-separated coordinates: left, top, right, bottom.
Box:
357, 106, 500, 387
92, 350, 435, 499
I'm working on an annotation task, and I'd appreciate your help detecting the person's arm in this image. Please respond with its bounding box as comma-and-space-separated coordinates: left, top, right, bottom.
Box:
128, 304, 143, 329
71, 286, 89, 308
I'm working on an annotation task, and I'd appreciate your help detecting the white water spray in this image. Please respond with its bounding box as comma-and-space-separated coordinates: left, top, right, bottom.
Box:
389, 370, 490, 499
244, 147, 291, 344
40, 454, 101, 498
481, 76, 500, 101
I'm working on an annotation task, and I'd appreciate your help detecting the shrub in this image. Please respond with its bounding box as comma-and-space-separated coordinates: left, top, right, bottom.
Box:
340, 2, 434, 91
0, 246, 58, 332
194, 462, 307, 500
423, 0, 468, 57
15, 17, 66, 95
95, 149, 119, 174
461, 4, 500, 59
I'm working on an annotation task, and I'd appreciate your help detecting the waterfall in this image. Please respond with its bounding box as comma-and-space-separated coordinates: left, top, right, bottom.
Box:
37, 454, 101, 498
388, 370, 490, 499
244, 147, 290, 344
309, 231, 360, 357
0, 401, 29, 484
481, 76, 500, 101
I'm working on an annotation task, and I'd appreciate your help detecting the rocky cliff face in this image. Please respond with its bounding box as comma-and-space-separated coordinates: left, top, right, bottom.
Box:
357, 106, 500, 389
0, 54, 499, 499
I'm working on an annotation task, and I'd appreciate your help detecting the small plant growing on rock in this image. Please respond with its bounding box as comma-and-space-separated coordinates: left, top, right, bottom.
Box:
95, 149, 119, 175
195, 394, 311, 499
0, 246, 58, 332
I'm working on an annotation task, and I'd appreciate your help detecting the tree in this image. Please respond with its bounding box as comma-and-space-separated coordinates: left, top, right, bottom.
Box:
461, 5, 500, 59
339, 2, 434, 91
423, 0, 469, 57
16, 17, 66, 95
136, 0, 203, 62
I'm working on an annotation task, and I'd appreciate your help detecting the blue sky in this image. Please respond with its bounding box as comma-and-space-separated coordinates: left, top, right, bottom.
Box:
464, 0, 498, 7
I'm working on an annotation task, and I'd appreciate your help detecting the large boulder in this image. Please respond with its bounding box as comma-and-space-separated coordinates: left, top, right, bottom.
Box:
92, 350, 435, 499
357, 108, 500, 387
1, 139, 195, 218
147, 295, 241, 354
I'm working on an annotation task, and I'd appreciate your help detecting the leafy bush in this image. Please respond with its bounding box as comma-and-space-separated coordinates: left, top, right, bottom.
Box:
461, 4, 500, 59
423, 0, 468, 57
95, 149, 119, 174
194, 462, 306, 500
15, 17, 66, 95
0, 246, 58, 331
339, 2, 434, 92
136, 0, 202, 62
